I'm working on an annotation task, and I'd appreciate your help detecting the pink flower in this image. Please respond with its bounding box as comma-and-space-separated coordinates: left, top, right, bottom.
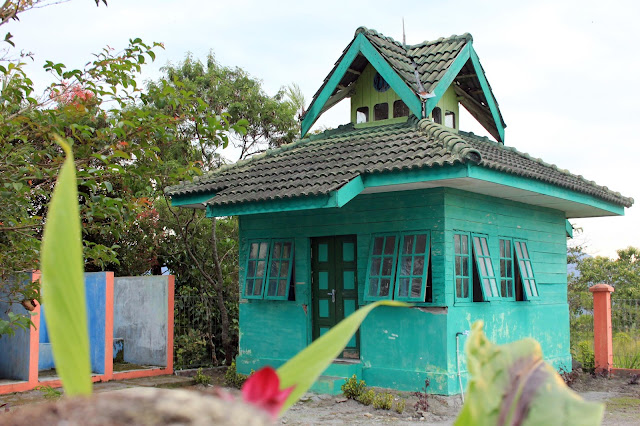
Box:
241, 367, 294, 419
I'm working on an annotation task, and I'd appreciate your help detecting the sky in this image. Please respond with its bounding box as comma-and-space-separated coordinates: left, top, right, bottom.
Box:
7, 0, 639, 258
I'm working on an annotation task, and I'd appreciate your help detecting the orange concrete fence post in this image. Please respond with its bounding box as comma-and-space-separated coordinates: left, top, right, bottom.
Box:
589, 284, 614, 374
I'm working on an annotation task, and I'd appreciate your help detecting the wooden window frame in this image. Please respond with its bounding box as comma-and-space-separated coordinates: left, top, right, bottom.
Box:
432, 107, 442, 124
364, 231, 432, 302
394, 232, 431, 302
499, 238, 515, 300
471, 234, 500, 300
243, 239, 294, 300
264, 240, 294, 301
364, 233, 399, 301
454, 232, 472, 302
514, 240, 540, 300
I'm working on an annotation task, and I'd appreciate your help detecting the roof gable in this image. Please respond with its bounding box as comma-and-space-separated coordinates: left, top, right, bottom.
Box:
301, 27, 506, 142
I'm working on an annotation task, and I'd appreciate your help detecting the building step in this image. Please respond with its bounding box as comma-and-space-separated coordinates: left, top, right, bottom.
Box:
310, 360, 363, 395
322, 359, 362, 379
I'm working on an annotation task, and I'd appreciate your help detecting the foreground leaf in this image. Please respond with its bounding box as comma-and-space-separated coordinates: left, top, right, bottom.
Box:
40, 136, 92, 396
455, 321, 604, 426
277, 300, 408, 413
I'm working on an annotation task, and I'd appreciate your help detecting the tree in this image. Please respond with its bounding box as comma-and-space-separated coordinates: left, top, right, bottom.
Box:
567, 245, 640, 362
149, 53, 299, 161
0, 34, 240, 337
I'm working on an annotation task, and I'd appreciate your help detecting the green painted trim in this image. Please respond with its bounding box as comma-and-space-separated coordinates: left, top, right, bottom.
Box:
301, 33, 421, 137
301, 36, 363, 136
354, 116, 408, 128
363, 164, 469, 188
358, 36, 422, 118
425, 43, 471, 117
207, 195, 334, 217
467, 166, 626, 216
565, 220, 574, 238
332, 176, 364, 208
170, 192, 215, 207
469, 46, 505, 143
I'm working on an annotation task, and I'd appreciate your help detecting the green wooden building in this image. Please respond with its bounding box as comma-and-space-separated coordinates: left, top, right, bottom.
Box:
166, 27, 633, 395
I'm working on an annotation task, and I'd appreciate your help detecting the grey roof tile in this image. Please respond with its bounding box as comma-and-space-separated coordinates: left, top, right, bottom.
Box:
165, 118, 633, 209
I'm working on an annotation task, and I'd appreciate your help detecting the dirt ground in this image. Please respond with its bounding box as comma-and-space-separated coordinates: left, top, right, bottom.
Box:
279, 373, 640, 425
1, 370, 638, 425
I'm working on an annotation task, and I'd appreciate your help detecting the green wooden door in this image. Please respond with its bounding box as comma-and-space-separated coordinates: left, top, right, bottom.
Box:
311, 235, 359, 359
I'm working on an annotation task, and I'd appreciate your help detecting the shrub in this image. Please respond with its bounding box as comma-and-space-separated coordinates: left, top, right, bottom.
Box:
414, 378, 430, 412
194, 368, 211, 386
373, 392, 393, 410
576, 340, 595, 372
224, 360, 249, 389
357, 389, 375, 406
394, 398, 406, 414
341, 375, 366, 400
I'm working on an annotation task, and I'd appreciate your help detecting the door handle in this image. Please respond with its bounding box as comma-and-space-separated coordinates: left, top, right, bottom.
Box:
327, 289, 336, 303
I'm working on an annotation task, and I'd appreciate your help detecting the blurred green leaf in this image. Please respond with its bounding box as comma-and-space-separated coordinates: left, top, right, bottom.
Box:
277, 300, 408, 413
455, 321, 603, 426
40, 135, 92, 396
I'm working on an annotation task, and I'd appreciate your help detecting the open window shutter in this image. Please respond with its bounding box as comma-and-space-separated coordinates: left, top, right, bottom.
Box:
244, 240, 270, 299
514, 240, 540, 300
264, 240, 294, 301
471, 234, 500, 300
394, 232, 430, 302
364, 234, 399, 301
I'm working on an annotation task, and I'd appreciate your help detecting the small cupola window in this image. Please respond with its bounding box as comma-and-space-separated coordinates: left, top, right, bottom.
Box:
356, 107, 369, 124
374, 103, 389, 121
393, 100, 410, 118
432, 107, 442, 124
445, 111, 456, 129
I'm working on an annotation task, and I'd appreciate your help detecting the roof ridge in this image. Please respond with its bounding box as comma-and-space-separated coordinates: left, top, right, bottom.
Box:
459, 131, 635, 207
356, 26, 472, 50
415, 119, 482, 163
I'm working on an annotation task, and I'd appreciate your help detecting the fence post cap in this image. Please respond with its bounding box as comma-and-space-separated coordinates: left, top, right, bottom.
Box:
589, 283, 615, 293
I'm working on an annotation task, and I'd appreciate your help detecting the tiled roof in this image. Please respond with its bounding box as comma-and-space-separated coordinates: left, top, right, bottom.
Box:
362, 27, 471, 95
165, 118, 633, 209
302, 27, 505, 141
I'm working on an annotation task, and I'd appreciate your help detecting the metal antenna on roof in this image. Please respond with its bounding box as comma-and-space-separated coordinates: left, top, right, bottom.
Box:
402, 18, 406, 45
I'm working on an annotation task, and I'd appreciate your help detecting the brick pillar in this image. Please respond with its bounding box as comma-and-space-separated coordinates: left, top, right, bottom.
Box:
589, 284, 614, 373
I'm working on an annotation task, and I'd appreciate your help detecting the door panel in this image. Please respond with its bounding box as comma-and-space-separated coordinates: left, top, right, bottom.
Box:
312, 235, 359, 358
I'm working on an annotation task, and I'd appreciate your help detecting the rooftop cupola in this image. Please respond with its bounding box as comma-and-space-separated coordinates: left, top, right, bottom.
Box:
301, 27, 506, 142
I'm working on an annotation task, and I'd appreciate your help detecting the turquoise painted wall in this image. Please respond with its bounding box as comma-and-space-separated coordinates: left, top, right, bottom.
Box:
443, 188, 571, 393
236, 187, 571, 395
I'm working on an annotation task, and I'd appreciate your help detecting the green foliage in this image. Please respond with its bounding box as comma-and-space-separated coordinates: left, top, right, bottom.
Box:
224, 360, 249, 389
356, 389, 375, 406
394, 398, 406, 414
277, 300, 408, 414
34, 385, 62, 400
40, 137, 91, 396
194, 368, 211, 386
612, 333, 640, 369
341, 375, 366, 399
373, 392, 393, 410
174, 329, 209, 369
574, 340, 595, 372
455, 321, 604, 426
